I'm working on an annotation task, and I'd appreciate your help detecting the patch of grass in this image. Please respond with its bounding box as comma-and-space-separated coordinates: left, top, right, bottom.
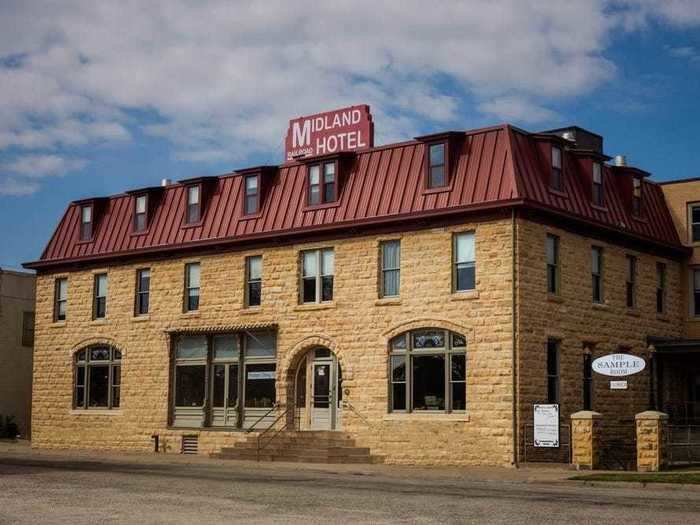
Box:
571, 472, 700, 485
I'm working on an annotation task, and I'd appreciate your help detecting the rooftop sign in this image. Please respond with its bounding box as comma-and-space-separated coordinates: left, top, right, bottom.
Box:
284, 105, 373, 162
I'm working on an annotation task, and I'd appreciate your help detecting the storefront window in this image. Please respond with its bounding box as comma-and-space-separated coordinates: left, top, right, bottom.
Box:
245, 363, 276, 408
389, 328, 467, 413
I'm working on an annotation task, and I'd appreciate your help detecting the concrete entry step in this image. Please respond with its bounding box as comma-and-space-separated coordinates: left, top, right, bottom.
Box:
211, 430, 382, 464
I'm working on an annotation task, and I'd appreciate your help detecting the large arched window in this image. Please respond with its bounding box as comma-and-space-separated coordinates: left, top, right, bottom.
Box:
389, 329, 466, 413
74, 345, 121, 409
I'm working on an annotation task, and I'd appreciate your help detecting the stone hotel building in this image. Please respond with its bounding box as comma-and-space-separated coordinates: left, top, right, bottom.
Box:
25, 116, 700, 466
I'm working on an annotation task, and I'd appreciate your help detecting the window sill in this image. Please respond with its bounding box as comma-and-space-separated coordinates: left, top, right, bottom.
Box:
130, 230, 150, 238
50, 321, 67, 328
626, 309, 640, 318
240, 307, 262, 315
90, 318, 109, 325
590, 204, 608, 213
131, 315, 151, 322
547, 294, 564, 304
548, 188, 568, 199
375, 298, 401, 306
239, 212, 263, 221
294, 303, 336, 312
70, 409, 122, 416
383, 412, 469, 422
686, 317, 700, 323
181, 220, 205, 229
180, 311, 201, 319
656, 314, 670, 323
303, 201, 341, 212
421, 184, 453, 196
592, 302, 609, 310
450, 290, 479, 301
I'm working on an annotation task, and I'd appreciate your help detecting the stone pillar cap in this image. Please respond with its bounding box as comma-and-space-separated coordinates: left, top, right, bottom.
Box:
635, 410, 669, 420
571, 410, 602, 420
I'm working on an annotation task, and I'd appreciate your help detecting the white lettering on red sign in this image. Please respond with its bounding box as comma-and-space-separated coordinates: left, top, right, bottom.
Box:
285, 105, 374, 161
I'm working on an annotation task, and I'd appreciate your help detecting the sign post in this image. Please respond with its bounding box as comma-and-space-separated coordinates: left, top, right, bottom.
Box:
284, 105, 374, 161
534, 404, 560, 448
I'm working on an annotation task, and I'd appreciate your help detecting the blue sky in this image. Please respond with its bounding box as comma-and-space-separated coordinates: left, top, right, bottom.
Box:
1, 1, 700, 269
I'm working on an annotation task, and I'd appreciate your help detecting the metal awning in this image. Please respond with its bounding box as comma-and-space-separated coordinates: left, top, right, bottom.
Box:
165, 322, 277, 335
648, 336, 700, 354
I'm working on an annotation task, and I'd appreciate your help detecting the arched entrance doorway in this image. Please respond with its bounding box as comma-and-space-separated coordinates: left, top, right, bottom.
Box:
294, 347, 342, 430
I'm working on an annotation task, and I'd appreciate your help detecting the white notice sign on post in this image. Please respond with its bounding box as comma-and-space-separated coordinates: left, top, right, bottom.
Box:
534, 404, 560, 448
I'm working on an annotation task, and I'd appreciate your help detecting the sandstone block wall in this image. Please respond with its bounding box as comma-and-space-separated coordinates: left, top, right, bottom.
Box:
32, 217, 516, 465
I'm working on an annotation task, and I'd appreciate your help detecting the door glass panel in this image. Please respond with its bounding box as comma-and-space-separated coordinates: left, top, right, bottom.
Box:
228, 364, 239, 407
314, 364, 330, 408
245, 363, 275, 408
212, 364, 225, 407
412, 354, 445, 410
88, 365, 109, 407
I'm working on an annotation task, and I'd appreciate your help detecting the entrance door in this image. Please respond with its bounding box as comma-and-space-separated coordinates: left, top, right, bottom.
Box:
308, 349, 342, 430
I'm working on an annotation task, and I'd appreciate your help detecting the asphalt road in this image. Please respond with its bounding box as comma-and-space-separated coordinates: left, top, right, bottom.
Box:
0, 456, 699, 524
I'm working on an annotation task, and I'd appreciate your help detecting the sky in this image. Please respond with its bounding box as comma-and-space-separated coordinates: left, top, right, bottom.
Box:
1, 0, 700, 269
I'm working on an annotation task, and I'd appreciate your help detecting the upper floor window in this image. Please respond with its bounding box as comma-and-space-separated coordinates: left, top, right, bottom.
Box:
244, 175, 259, 215
135, 268, 150, 316
546, 234, 559, 295
93, 273, 108, 319
245, 255, 262, 307
380, 240, 401, 298
546, 338, 560, 404
690, 204, 700, 243
21, 311, 35, 347
453, 232, 475, 292
308, 161, 337, 205
54, 277, 68, 322
656, 262, 666, 314
133, 194, 148, 232
389, 329, 466, 413
591, 246, 603, 303
80, 204, 93, 241
301, 248, 334, 303
74, 345, 121, 410
427, 143, 446, 188
550, 146, 562, 191
186, 185, 201, 224
692, 269, 700, 318
592, 162, 604, 206
626, 255, 637, 309
184, 262, 200, 312
632, 177, 642, 216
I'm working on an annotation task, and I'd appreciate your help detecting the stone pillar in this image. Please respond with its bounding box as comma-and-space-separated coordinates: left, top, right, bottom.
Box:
635, 410, 669, 472
571, 411, 602, 470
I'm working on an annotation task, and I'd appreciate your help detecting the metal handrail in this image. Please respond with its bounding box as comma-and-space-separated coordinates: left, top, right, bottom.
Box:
246, 402, 279, 433
342, 400, 371, 426
256, 406, 291, 461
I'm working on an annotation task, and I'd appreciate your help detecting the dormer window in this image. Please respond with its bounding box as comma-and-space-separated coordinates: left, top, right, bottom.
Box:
80, 205, 93, 241
244, 175, 259, 215
632, 177, 642, 215
427, 143, 446, 188
592, 162, 604, 206
550, 146, 562, 191
186, 185, 201, 223
308, 161, 337, 205
133, 194, 148, 232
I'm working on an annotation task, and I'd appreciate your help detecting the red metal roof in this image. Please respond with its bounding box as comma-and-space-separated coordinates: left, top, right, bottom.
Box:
26, 125, 682, 269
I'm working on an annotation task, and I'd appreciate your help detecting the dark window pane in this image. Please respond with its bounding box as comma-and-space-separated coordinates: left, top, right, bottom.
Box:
245, 363, 276, 408
693, 224, 700, 243
456, 264, 475, 291
321, 275, 333, 301
245, 194, 257, 214
592, 275, 602, 303
88, 365, 109, 407
451, 354, 466, 381
412, 355, 445, 410
546, 341, 559, 376
324, 182, 335, 203
391, 355, 406, 382
413, 330, 445, 349
452, 383, 466, 411
390, 335, 407, 350
429, 143, 444, 166
248, 281, 261, 307
550, 168, 561, 191
657, 289, 664, 313
547, 377, 559, 404
175, 365, 206, 407
695, 291, 700, 316
452, 333, 466, 347
113, 349, 121, 360
138, 293, 149, 315
77, 350, 86, 362
547, 265, 557, 294
626, 283, 634, 308
187, 203, 200, 223
392, 383, 406, 411
309, 185, 320, 205
430, 165, 445, 187
213, 365, 225, 407
187, 290, 199, 311
228, 365, 239, 407
383, 269, 400, 297
112, 386, 120, 408
135, 213, 147, 232
95, 297, 106, 318
302, 277, 316, 303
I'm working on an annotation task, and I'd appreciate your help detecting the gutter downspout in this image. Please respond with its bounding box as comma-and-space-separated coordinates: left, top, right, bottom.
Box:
511, 208, 519, 467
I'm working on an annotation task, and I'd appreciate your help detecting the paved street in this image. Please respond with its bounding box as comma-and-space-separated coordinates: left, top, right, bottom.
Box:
0, 450, 699, 524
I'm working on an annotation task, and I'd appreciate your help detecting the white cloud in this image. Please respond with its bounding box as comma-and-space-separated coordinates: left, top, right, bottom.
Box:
0, 177, 39, 196
0, 0, 699, 195
0, 154, 86, 195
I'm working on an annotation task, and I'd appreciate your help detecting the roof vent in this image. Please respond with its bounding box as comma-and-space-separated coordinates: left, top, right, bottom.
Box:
613, 155, 627, 167
161, 178, 172, 187
561, 131, 576, 142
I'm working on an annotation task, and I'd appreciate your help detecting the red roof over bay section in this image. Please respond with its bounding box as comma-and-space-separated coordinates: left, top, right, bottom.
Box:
25, 124, 683, 270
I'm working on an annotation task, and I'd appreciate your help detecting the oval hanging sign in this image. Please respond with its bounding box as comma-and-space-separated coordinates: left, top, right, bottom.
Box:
592, 353, 645, 377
